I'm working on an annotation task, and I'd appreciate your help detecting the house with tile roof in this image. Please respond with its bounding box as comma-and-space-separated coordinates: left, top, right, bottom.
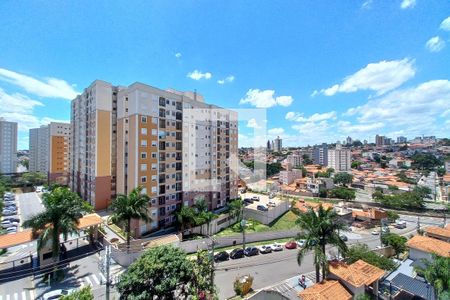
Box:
327, 259, 385, 298
406, 235, 450, 262
424, 225, 450, 242
298, 280, 352, 300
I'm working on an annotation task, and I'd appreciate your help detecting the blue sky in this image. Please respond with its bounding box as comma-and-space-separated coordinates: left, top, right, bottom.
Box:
0, 0, 449, 149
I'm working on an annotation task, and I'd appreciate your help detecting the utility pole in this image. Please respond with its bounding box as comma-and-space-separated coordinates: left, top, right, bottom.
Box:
417, 216, 421, 233
209, 237, 216, 295
241, 219, 247, 250
105, 245, 111, 300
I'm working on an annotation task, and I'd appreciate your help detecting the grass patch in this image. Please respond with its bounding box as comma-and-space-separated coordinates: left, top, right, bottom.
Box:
215, 210, 299, 237
108, 223, 128, 240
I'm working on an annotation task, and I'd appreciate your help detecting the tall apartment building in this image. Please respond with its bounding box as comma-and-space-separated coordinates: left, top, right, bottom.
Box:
29, 126, 49, 173
30, 123, 71, 184
273, 136, 282, 152
0, 118, 18, 174
327, 144, 351, 172
375, 134, 386, 147
286, 154, 302, 168
70, 80, 239, 235
313, 143, 328, 166
397, 136, 407, 144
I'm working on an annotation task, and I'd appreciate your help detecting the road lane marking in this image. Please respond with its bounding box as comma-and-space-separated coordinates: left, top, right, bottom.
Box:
84, 276, 93, 286
78, 278, 85, 287
92, 274, 100, 285
100, 273, 106, 283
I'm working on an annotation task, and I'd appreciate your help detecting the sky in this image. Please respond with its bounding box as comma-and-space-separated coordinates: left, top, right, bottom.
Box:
0, 0, 449, 149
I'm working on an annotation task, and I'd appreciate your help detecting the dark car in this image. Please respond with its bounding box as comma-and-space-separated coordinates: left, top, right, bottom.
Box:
214, 251, 230, 262
230, 248, 245, 259
257, 204, 268, 211
244, 247, 259, 257
243, 198, 254, 204
340, 234, 348, 242
3, 217, 20, 223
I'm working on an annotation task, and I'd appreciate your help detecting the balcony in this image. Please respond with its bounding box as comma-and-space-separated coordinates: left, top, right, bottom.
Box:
176, 112, 182, 120
159, 164, 166, 173
159, 97, 166, 107
159, 109, 165, 118
159, 142, 166, 151
176, 163, 182, 171
159, 119, 166, 129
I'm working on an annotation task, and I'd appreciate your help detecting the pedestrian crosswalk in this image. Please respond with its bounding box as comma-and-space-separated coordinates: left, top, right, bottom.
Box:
77, 272, 120, 287
0, 290, 34, 300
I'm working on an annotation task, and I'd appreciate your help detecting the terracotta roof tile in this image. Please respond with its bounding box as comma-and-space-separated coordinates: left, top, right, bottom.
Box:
329, 259, 385, 287
425, 226, 450, 239
298, 280, 351, 300
406, 235, 450, 257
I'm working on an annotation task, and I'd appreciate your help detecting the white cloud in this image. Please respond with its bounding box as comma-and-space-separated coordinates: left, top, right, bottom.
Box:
361, 0, 373, 10
344, 80, 450, 136
217, 75, 235, 85
247, 118, 261, 129
285, 111, 337, 122
313, 58, 415, 96
441, 16, 450, 31
187, 70, 212, 80
400, 0, 416, 9
338, 121, 385, 133
268, 128, 285, 136
0, 88, 43, 114
175, 52, 182, 59
0, 68, 78, 99
239, 89, 294, 108
425, 36, 446, 53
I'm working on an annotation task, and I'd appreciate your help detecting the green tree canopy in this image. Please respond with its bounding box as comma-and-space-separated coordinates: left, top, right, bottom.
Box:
345, 244, 396, 271
333, 172, 353, 186
381, 233, 407, 258
60, 286, 93, 300
328, 187, 356, 200
415, 255, 450, 299
411, 152, 442, 170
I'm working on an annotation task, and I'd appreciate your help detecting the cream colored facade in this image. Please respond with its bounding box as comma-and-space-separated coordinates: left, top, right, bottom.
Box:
71, 80, 238, 235
327, 144, 351, 172
29, 122, 70, 184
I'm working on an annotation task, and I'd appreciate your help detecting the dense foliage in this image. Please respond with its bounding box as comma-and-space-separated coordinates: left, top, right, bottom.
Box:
333, 172, 353, 186
20, 172, 47, 187
373, 186, 428, 209
328, 187, 356, 200
302, 154, 313, 165
381, 233, 407, 258
411, 152, 442, 170
345, 244, 396, 271
117, 246, 217, 300
386, 211, 400, 222
60, 286, 93, 300
415, 255, 450, 299
396, 171, 417, 184
316, 168, 334, 178
243, 161, 284, 177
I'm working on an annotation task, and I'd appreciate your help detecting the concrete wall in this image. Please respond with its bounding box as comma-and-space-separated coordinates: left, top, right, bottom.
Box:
243, 201, 290, 225
189, 213, 237, 236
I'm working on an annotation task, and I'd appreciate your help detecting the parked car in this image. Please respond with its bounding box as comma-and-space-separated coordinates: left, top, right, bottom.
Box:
6, 226, 17, 234
3, 217, 19, 223
340, 234, 348, 242
395, 221, 407, 229
296, 239, 306, 248
285, 240, 298, 249
371, 230, 380, 235
214, 251, 230, 262
251, 196, 260, 202
1, 220, 19, 228
2, 210, 16, 216
243, 198, 254, 204
230, 248, 245, 259
259, 245, 272, 254
271, 243, 283, 251
268, 193, 275, 199
256, 204, 268, 212
244, 247, 259, 256
267, 200, 276, 207
41, 289, 73, 300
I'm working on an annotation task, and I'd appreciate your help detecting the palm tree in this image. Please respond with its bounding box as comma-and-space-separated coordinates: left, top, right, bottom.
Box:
201, 211, 218, 236
23, 187, 92, 264
109, 186, 151, 251
296, 205, 348, 283
416, 255, 450, 299
175, 206, 196, 238
228, 198, 244, 226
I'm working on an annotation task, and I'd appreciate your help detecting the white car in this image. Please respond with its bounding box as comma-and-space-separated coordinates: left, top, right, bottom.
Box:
371, 230, 380, 235
35, 186, 43, 193
1, 220, 19, 228
2, 210, 16, 216
6, 226, 17, 234
41, 289, 73, 300
268, 200, 276, 207
259, 245, 273, 254
271, 243, 283, 251
297, 239, 306, 248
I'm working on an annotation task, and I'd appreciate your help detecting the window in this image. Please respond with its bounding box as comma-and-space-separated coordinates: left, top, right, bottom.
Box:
152, 129, 157, 135
141, 128, 147, 135
141, 116, 147, 123
141, 140, 147, 147
140, 164, 147, 171
151, 153, 157, 158
151, 163, 157, 170
151, 175, 157, 181
141, 152, 147, 159
152, 118, 157, 124
141, 176, 147, 183
151, 140, 157, 147
141, 188, 147, 194
151, 187, 157, 193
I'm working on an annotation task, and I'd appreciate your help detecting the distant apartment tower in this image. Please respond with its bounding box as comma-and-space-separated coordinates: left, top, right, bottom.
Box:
313, 143, 328, 166
31, 123, 71, 184
273, 136, 282, 152
375, 135, 386, 147
266, 140, 271, 151
71, 80, 239, 234
287, 154, 302, 168
346, 136, 352, 145
445, 161, 450, 174
0, 118, 18, 174
29, 125, 49, 173
327, 144, 351, 172
397, 136, 407, 144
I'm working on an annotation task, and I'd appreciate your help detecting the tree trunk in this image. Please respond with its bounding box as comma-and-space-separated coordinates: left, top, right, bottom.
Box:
321, 243, 327, 281
315, 263, 320, 283
126, 218, 131, 253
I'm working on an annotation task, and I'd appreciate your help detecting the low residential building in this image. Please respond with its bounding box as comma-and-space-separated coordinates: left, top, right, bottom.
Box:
352, 208, 388, 225
328, 259, 385, 298
406, 235, 450, 261
298, 280, 351, 300
424, 225, 450, 242
385, 273, 435, 300
279, 169, 302, 185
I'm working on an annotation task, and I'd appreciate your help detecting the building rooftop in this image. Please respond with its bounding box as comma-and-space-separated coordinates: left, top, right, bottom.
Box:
298, 280, 351, 300
406, 235, 450, 257
390, 273, 435, 300
425, 226, 450, 239
328, 259, 385, 287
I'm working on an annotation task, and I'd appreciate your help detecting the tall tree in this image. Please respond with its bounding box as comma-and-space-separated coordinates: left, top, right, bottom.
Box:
333, 172, 353, 187
416, 255, 450, 299
228, 199, 244, 226
109, 186, 151, 251
176, 205, 196, 238
296, 205, 348, 282
23, 187, 92, 264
